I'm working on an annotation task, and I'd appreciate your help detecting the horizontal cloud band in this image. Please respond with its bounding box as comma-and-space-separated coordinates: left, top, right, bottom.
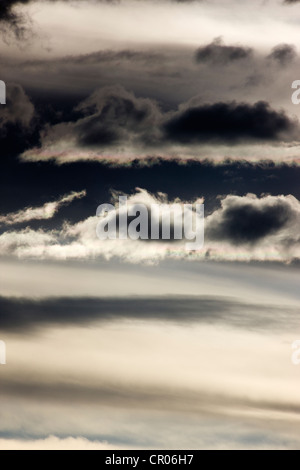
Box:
20, 86, 300, 164
0, 294, 298, 333
0, 189, 299, 263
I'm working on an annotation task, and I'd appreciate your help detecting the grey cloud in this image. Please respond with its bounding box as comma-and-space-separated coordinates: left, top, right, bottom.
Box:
0, 83, 35, 130
164, 101, 299, 144
2, 41, 298, 131
0, 0, 119, 39
0, 295, 298, 333
0, 0, 32, 39
16, 49, 167, 80
43, 50, 164, 66
37, 86, 162, 150
206, 194, 300, 245
26, 87, 300, 163
267, 44, 297, 65
1, 375, 300, 421
195, 37, 253, 66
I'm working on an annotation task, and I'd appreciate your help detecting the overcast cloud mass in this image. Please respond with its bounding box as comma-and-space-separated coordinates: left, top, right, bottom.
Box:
0, 0, 300, 452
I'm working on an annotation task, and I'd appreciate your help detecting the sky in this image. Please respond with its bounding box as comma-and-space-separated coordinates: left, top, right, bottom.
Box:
0, 0, 300, 450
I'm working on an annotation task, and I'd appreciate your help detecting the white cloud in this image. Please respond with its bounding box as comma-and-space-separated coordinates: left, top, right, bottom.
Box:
0, 190, 86, 226
0, 189, 299, 264
0, 436, 123, 451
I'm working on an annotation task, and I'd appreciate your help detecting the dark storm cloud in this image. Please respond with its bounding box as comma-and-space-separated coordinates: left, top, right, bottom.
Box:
35, 86, 161, 150
206, 195, 298, 245
267, 44, 297, 65
164, 101, 298, 144
195, 38, 253, 66
29, 87, 300, 156
0, 295, 298, 332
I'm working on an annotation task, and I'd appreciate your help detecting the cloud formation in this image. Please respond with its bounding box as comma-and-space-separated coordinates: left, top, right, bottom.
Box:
0, 190, 86, 226
2, 0, 300, 454
0, 0, 120, 39
0, 0, 32, 39
0, 294, 298, 333
267, 44, 297, 65
23, 86, 161, 160
0, 83, 35, 130
0, 189, 299, 263
43, 49, 165, 67
195, 37, 253, 65
0, 436, 120, 451
164, 101, 299, 144
2, 368, 300, 431
206, 194, 299, 245
20, 86, 300, 163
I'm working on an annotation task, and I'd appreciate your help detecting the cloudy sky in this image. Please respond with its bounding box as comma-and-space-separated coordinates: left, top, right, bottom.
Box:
1, 0, 300, 451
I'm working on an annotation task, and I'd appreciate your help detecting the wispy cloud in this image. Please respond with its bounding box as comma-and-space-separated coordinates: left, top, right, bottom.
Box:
0, 190, 86, 226
0, 294, 298, 333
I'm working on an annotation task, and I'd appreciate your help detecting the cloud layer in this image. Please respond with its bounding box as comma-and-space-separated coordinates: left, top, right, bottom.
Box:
0, 436, 120, 451
20, 86, 300, 163
1, 0, 300, 452
195, 37, 253, 65
0, 189, 299, 263
0, 294, 298, 333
